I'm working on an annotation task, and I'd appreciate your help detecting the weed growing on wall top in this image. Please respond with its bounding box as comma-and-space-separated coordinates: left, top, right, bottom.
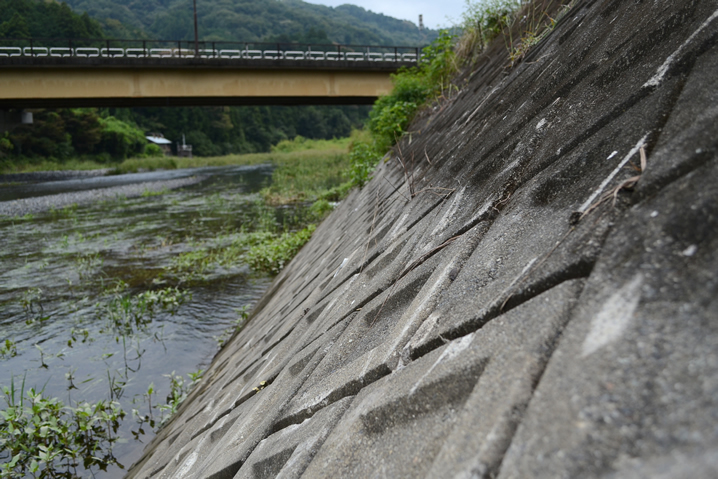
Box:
347, 0, 574, 189
459, 0, 574, 64
348, 30, 458, 187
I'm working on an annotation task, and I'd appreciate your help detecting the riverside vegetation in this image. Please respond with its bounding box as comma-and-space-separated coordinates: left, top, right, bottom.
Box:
0, 136, 351, 477
0, 0, 572, 475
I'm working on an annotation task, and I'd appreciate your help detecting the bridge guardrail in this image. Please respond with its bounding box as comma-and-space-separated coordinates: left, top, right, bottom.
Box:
0, 38, 423, 64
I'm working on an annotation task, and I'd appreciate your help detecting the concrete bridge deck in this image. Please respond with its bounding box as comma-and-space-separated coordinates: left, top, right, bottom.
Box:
0, 42, 418, 107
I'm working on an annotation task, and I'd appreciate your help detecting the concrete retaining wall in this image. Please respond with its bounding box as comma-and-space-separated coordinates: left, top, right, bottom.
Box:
128, 0, 718, 477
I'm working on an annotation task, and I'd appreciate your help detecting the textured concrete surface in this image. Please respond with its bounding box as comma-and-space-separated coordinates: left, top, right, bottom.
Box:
127, 0, 718, 477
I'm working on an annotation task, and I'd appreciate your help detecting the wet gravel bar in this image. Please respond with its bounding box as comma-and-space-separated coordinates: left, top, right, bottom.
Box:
0, 168, 114, 185
0, 176, 205, 217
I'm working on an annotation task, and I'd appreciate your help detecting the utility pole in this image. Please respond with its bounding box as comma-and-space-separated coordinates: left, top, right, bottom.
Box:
193, 0, 199, 57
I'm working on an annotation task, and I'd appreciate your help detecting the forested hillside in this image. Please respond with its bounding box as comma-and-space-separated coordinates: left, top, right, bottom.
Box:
0, 0, 103, 39
61, 0, 434, 45
0, 0, 434, 165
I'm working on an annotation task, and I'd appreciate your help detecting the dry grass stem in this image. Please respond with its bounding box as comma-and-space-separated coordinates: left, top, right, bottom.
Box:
579, 146, 647, 221
369, 235, 460, 326
360, 192, 381, 274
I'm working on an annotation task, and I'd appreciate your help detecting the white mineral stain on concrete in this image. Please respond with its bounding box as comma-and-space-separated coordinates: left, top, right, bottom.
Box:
175, 434, 207, 477
429, 187, 466, 239
176, 451, 197, 477
581, 274, 643, 357
578, 134, 649, 213
409, 333, 474, 395
333, 257, 349, 278
643, 8, 718, 88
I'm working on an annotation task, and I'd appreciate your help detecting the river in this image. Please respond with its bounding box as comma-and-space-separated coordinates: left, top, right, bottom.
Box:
0, 165, 290, 477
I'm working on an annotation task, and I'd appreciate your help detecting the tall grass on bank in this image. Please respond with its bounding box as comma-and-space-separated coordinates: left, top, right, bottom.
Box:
115, 135, 352, 175
0, 136, 352, 176
0, 158, 117, 175
347, 31, 459, 187
458, 0, 575, 65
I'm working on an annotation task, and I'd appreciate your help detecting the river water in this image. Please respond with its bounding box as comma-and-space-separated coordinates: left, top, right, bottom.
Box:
0, 165, 289, 476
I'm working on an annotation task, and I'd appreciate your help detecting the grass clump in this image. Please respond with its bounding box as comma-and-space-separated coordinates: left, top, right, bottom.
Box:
154, 369, 203, 425
0, 340, 18, 360
99, 287, 191, 334
459, 0, 575, 65
167, 230, 276, 282
245, 225, 316, 275
259, 137, 352, 205
140, 188, 170, 198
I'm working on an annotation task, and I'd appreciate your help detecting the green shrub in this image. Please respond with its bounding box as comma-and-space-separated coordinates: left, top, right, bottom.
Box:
144, 143, 164, 157
0, 137, 13, 158
98, 116, 146, 161
308, 199, 335, 221
348, 142, 381, 187
318, 180, 353, 201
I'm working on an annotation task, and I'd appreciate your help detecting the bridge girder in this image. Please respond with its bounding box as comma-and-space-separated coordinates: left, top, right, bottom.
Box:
0, 61, 401, 108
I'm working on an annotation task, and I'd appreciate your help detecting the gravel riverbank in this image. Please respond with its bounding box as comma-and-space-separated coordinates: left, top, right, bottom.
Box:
0, 176, 206, 217
0, 169, 114, 185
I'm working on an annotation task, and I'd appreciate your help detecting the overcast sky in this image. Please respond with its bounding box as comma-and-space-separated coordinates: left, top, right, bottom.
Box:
304, 0, 468, 30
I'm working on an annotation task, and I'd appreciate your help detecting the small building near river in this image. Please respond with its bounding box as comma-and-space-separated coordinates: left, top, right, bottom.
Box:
145, 134, 173, 156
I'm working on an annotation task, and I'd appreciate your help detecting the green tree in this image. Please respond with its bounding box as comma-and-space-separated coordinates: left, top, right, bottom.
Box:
0, 0, 105, 39
62, 109, 103, 155
0, 12, 30, 38
98, 116, 147, 160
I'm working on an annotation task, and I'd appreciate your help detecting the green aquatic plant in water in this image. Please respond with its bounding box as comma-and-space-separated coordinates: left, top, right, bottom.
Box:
166, 230, 276, 283
156, 369, 203, 425
99, 287, 191, 335
0, 340, 17, 360
245, 225, 317, 275
130, 368, 203, 437
0, 378, 126, 478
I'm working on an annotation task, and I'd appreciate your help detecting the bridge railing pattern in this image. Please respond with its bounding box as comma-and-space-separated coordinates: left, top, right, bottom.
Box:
0, 38, 422, 63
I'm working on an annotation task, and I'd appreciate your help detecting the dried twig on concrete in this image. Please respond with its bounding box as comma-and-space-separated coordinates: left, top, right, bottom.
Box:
360, 191, 381, 274
578, 146, 647, 222
395, 140, 416, 198
369, 235, 461, 327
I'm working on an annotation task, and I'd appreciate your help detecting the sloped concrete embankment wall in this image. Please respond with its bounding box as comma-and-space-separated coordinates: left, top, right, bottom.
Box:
129, 0, 718, 477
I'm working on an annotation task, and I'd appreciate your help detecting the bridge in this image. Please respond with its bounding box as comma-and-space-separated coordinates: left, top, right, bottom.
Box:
0, 38, 422, 109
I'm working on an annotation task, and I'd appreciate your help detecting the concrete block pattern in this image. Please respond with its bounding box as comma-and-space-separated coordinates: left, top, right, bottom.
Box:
127, 0, 718, 477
